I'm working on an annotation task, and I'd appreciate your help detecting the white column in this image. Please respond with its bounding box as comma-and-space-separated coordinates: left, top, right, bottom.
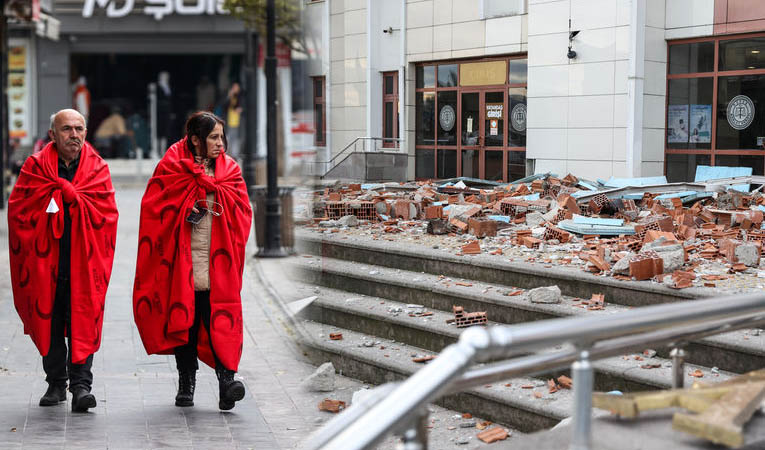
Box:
626, 0, 646, 177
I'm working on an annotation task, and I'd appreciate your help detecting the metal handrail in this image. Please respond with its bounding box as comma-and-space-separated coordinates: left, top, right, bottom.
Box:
305, 137, 403, 177
303, 293, 765, 450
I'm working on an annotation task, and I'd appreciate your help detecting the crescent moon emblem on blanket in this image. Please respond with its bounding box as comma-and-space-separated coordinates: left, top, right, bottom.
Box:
211, 309, 235, 332
92, 216, 107, 230
168, 303, 190, 325
146, 178, 165, 196
160, 205, 179, 225
138, 236, 152, 258
35, 235, 51, 258
19, 266, 30, 287
10, 236, 21, 255
136, 296, 152, 315
212, 248, 233, 271
35, 297, 53, 320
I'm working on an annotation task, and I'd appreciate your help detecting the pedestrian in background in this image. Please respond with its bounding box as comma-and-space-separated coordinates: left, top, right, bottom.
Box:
217, 82, 243, 162
8, 109, 119, 412
132, 111, 252, 410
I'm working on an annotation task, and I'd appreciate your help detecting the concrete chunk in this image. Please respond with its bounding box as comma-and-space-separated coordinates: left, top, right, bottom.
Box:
736, 243, 761, 267
302, 362, 336, 392
338, 215, 359, 227
529, 286, 562, 304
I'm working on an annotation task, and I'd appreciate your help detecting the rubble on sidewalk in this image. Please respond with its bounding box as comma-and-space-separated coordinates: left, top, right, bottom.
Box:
301, 362, 336, 392
300, 171, 765, 293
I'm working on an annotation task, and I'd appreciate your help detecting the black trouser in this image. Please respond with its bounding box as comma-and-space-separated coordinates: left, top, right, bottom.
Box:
174, 291, 223, 372
42, 278, 94, 392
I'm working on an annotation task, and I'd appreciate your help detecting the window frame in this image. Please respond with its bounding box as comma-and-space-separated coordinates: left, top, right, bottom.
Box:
382, 71, 399, 148
312, 76, 326, 147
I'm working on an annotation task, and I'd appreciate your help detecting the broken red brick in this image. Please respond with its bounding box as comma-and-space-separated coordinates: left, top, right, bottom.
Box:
452, 305, 487, 328
468, 218, 498, 238
557, 375, 572, 389
318, 399, 347, 413
520, 384, 534, 389
461, 240, 481, 255
424, 205, 443, 219
548, 379, 559, 394
329, 333, 343, 340
450, 218, 469, 233
690, 369, 704, 378
412, 355, 435, 363
477, 427, 509, 444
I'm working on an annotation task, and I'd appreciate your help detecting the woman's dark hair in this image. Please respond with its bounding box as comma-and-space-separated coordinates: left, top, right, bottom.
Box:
184, 111, 227, 158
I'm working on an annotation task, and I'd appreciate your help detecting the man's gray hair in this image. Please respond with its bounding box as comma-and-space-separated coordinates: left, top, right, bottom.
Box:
49, 109, 87, 130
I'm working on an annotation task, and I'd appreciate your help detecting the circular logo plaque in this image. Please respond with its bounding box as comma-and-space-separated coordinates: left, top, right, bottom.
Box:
439, 105, 455, 132
727, 95, 755, 131
511, 103, 527, 133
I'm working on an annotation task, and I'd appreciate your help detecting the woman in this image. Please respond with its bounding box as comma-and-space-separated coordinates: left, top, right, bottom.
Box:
132, 112, 252, 410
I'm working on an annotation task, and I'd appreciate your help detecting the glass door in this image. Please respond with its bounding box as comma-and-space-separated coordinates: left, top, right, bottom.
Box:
483, 90, 506, 181
460, 91, 480, 179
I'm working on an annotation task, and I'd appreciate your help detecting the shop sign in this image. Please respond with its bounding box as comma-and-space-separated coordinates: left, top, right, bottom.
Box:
489, 119, 498, 136
727, 95, 755, 131
82, 0, 227, 20
511, 103, 526, 133
7, 39, 33, 146
486, 103, 503, 120
439, 104, 455, 132
460, 61, 506, 87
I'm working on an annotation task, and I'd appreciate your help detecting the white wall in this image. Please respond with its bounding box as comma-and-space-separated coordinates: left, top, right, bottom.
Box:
369, 0, 402, 140
665, 0, 714, 39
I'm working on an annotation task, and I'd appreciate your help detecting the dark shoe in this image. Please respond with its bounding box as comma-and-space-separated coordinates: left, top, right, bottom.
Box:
216, 367, 245, 411
175, 371, 196, 407
39, 384, 67, 406
71, 388, 96, 413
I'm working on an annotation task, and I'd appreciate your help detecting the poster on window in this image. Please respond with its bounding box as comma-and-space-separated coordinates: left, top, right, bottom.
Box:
667, 105, 689, 144
689, 104, 711, 144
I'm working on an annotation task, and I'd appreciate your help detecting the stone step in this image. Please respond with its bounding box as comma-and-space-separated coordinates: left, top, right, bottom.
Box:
291, 255, 765, 375
298, 320, 573, 433
296, 283, 734, 394
296, 231, 709, 308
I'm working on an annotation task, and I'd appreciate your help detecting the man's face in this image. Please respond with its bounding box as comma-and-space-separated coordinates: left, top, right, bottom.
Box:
49, 110, 86, 162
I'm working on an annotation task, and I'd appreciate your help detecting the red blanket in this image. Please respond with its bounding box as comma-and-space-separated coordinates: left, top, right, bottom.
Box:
133, 138, 252, 371
8, 142, 118, 364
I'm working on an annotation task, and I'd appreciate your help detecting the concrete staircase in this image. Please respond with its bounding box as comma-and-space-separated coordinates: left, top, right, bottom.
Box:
289, 230, 764, 434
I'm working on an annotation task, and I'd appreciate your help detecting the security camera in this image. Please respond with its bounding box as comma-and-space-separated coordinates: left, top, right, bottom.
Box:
567, 49, 577, 59
569, 30, 580, 40
383, 26, 393, 34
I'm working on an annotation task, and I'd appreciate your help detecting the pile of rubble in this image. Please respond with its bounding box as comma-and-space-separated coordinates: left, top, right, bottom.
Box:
303, 173, 765, 290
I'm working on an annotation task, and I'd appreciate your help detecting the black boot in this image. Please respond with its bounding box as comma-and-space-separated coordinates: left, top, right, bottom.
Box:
71, 388, 96, 413
175, 371, 196, 407
39, 384, 67, 406
215, 366, 245, 411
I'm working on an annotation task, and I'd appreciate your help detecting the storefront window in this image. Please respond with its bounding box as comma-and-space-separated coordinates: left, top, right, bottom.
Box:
665, 154, 711, 183
716, 75, 765, 149
437, 64, 458, 87
437, 91, 457, 145
462, 149, 479, 178
719, 38, 765, 71
437, 150, 457, 178
485, 151, 503, 181
416, 92, 435, 145
669, 42, 714, 74
666, 36, 765, 181
508, 87, 526, 147
667, 78, 713, 150
416, 66, 435, 89
416, 149, 435, 179
416, 57, 526, 181
509, 59, 527, 85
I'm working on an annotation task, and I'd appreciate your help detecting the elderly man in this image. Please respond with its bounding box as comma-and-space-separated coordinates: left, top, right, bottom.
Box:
8, 109, 118, 412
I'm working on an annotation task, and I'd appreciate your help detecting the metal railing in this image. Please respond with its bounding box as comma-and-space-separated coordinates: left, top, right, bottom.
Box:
302, 293, 765, 450
303, 137, 403, 177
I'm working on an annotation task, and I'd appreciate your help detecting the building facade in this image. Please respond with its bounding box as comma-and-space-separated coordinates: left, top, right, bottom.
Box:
305, 0, 765, 182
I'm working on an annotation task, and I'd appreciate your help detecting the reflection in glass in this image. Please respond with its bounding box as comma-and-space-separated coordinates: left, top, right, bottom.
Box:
719, 38, 765, 71
385, 76, 394, 95
509, 59, 528, 85
508, 87, 527, 147
437, 91, 458, 146
461, 93, 479, 146
314, 105, 323, 143
665, 153, 711, 182
485, 151, 503, 181
462, 149, 479, 179
384, 102, 394, 140
508, 151, 526, 182
417, 66, 435, 88
669, 42, 714, 74
485, 91, 504, 147
415, 149, 435, 179
437, 150, 457, 179
716, 75, 765, 149
416, 92, 435, 145
437, 64, 458, 87
667, 78, 713, 150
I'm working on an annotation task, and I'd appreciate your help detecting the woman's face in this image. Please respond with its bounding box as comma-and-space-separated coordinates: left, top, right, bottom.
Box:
193, 122, 225, 159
